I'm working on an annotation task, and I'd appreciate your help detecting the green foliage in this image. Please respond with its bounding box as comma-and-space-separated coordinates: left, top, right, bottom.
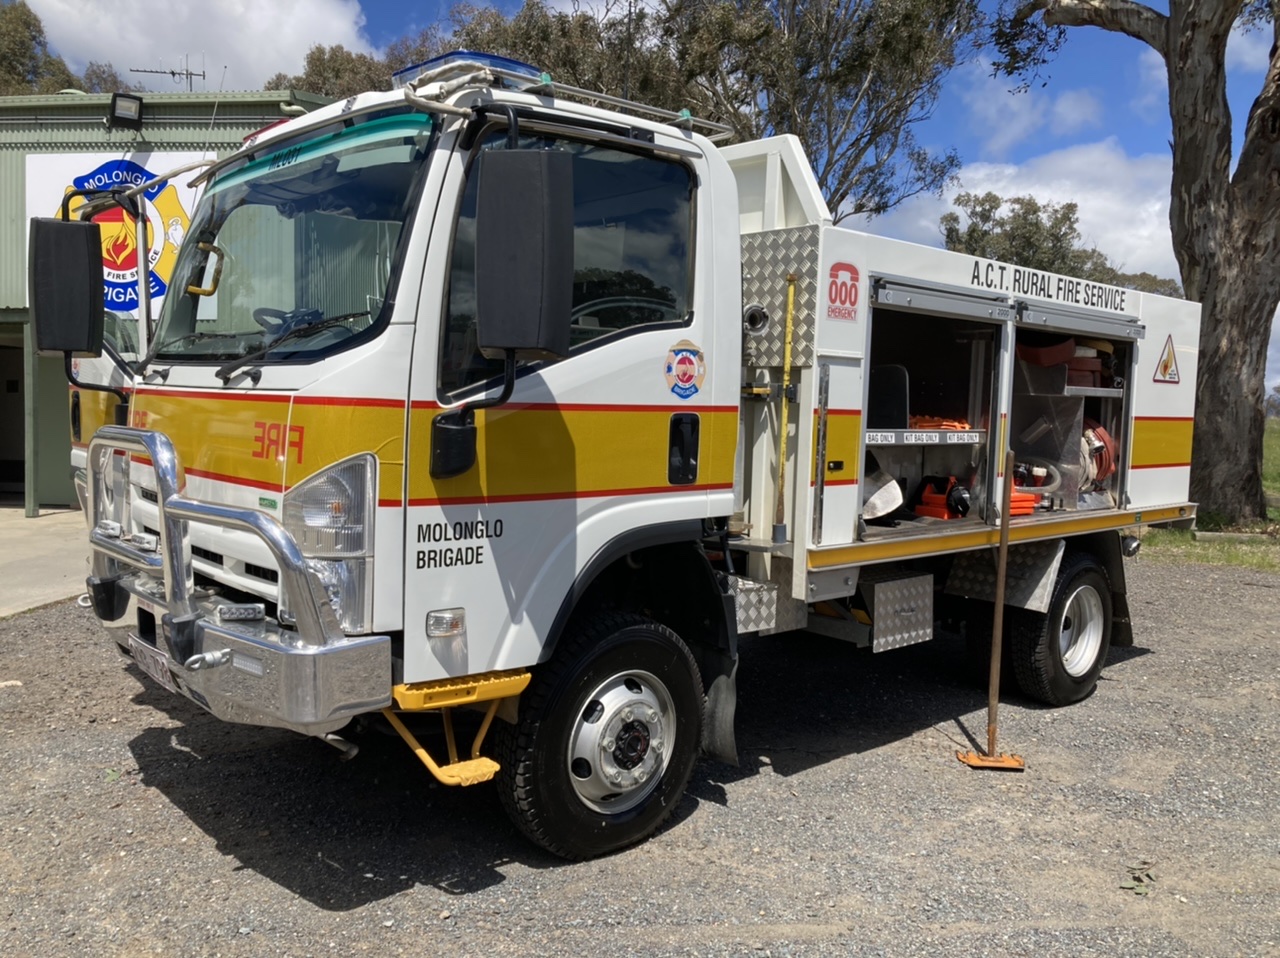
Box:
0, 0, 76, 95
664, 0, 981, 219
80, 61, 143, 94
448, 1, 697, 111
0, 1, 138, 95
262, 0, 982, 222
940, 190, 1183, 295
264, 44, 388, 98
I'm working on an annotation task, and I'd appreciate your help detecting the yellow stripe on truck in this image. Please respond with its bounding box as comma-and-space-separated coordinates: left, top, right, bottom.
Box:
1131, 417, 1193, 469
407, 403, 738, 506
128, 390, 405, 502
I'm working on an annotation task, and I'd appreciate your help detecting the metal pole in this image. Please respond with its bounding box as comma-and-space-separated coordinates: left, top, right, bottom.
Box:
22, 320, 38, 518
987, 448, 1016, 756
133, 197, 152, 357
957, 448, 1024, 770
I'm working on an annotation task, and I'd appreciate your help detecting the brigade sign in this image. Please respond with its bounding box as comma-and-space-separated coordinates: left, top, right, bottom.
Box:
967, 257, 1133, 314
26, 151, 205, 319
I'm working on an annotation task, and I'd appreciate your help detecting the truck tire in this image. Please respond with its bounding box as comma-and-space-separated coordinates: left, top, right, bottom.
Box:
495, 613, 703, 859
1011, 552, 1112, 706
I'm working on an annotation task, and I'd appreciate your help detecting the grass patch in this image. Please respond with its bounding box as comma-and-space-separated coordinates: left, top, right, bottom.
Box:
1140, 527, 1280, 572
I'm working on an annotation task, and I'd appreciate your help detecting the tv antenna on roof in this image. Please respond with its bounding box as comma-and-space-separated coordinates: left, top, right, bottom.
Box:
129, 54, 206, 92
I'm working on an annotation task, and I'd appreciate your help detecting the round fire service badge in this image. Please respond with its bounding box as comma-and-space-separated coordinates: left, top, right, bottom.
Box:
57, 159, 191, 313
665, 340, 706, 400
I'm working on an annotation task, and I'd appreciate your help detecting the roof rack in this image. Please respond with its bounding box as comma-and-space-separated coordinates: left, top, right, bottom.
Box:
398, 52, 735, 143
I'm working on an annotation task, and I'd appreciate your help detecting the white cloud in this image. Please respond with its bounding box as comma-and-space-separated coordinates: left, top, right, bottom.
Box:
29, 0, 375, 93
860, 138, 1175, 272
960, 62, 1108, 158
1130, 46, 1167, 120
958, 62, 1048, 158
855, 137, 1280, 391
1226, 22, 1273, 74
1269, 306, 1280, 391
1050, 89, 1102, 136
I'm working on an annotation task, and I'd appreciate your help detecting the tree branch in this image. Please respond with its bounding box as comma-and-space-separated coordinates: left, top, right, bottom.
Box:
1013, 0, 1169, 54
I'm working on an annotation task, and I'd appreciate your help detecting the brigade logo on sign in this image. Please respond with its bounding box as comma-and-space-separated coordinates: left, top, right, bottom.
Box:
57, 159, 191, 313
1153, 334, 1181, 384
665, 340, 706, 400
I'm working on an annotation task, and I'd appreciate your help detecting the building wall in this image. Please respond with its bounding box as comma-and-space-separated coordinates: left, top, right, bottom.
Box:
0, 90, 329, 513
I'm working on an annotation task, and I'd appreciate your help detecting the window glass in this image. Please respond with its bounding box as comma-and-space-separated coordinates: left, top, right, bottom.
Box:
440, 131, 693, 394
149, 113, 433, 364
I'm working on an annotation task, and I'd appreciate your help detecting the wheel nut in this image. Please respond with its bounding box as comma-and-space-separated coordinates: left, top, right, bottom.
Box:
646, 709, 658, 722
652, 740, 663, 753
610, 772, 622, 784
603, 738, 615, 751
622, 708, 633, 722
636, 769, 648, 783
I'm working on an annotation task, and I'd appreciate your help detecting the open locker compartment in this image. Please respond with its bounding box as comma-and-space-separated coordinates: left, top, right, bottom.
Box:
1010, 328, 1131, 513
857, 305, 1001, 541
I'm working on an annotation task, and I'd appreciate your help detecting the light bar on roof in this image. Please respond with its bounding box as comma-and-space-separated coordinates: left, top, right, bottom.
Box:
391, 50, 544, 90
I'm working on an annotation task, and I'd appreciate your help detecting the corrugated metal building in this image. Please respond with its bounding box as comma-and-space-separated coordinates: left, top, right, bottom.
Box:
0, 89, 328, 516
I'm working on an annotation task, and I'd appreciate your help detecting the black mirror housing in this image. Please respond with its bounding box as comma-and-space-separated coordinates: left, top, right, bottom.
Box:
28, 218, 105, 356
474, 149, 573, 361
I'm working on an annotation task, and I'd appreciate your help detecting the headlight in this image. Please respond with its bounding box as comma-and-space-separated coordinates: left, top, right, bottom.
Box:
281, 454, 375, 634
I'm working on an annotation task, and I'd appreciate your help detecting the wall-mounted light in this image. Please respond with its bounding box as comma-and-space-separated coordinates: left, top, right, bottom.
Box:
107, 93, 144, 132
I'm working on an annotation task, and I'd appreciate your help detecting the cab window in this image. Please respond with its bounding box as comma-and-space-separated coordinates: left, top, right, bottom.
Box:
440, 130, 693, 395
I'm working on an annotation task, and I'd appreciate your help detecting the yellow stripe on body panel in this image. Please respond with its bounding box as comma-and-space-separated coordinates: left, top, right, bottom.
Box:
129, 391, 405, 501
808, 504, 1192, 568
407, 405, 738, 504
1131, 418, 1193, 468
131, 390, 288, 491
286, 401, 405, 504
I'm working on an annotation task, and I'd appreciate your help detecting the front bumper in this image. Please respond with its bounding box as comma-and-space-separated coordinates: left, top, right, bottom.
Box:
86, 425, 391, 737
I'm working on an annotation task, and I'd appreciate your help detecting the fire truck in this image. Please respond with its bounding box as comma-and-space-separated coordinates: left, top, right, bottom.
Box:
29, 52, 1199, 859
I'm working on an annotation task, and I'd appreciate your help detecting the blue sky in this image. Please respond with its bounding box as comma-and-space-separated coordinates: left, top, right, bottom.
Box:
28, 0, 1280, 385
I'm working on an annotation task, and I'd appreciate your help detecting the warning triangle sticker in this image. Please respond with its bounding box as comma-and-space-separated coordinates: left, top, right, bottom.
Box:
1153, 335, 1180, 384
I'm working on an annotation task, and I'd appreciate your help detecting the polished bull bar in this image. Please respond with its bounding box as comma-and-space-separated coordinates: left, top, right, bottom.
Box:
85, 425, 391, 736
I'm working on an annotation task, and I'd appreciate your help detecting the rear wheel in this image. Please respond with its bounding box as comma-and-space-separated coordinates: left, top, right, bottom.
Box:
495, 613, 703, 859
1011, 552, 1112, 706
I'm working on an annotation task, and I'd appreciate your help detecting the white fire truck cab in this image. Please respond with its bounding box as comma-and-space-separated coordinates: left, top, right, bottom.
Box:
29, 53, 1199, 859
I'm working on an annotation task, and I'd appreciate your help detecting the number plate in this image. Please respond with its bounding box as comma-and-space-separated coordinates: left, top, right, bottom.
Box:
128, 635, 178, 693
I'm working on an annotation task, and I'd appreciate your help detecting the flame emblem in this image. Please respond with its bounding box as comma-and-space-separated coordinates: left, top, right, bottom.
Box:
102, 215, 138, 267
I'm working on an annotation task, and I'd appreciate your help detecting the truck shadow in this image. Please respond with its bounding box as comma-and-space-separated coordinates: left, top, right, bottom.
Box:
125, 685, 557, 909
123, 629, 1152, 909
692, 629, 1152, 796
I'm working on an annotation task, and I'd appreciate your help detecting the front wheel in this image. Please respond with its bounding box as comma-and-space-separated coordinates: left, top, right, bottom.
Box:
495, 614, 703, 859
1011, 552, 1113, 706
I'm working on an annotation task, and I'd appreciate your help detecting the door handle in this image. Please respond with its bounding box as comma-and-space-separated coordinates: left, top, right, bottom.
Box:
668, 413, 699, 485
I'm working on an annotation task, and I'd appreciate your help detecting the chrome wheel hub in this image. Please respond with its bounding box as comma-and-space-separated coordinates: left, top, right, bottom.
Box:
567, 670, 674, 814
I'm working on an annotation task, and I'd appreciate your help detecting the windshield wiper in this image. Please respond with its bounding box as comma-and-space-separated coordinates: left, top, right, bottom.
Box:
136, 331, 252, 376
214, 311, 370, 384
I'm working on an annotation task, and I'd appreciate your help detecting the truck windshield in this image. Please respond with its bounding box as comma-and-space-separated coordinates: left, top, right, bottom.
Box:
149, 112, 434, 365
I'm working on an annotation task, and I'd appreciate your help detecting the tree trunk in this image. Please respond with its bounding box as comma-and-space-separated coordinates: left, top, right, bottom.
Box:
1189, 230, 1279, 521
1163, 2, 1280, 522
1016, 0, 1280, 523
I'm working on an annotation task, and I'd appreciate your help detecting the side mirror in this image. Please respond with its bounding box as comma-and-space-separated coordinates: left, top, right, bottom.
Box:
28, 218, 105, 356
474, 149, 574, 361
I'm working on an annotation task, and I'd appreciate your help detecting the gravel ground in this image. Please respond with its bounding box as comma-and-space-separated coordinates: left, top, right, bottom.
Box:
1, 559, 1278, 958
